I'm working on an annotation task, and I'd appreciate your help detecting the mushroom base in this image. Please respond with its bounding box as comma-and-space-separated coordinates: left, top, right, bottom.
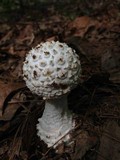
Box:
37, 95, 75, 148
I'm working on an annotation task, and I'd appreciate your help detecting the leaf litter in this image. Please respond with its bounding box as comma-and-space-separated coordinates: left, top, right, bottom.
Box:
0, 1, 120, 160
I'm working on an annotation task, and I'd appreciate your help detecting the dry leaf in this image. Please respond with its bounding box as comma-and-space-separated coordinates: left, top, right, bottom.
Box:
0, 143, 9, 155
101, 51, 120, 83
56, 130, 98, 160
46, 36, 58, 42
97, 121, 120, 160
68, 16, 97, 37
0, 80, 25, 121
0, 54, 19, 73
0, 30, 13, 46
0, 24, 11, 33
15, 25, 34, 46
8, 58, 24, 79
20, 151, 28, 160
73, 131, 97, 160
0, 122, 10, 132
8, 137, 22, 160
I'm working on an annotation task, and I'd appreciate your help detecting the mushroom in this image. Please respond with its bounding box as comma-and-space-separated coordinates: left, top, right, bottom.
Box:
23, 41, 81, 148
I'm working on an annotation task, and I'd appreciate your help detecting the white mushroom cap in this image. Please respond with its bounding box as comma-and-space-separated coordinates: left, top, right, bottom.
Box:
23, 41, 81, 99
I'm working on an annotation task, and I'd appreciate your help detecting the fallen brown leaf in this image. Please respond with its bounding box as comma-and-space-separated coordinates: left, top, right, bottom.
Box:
0, 30, 13, 46
15, 25, 34, 46
55, 130, 98, 160
0, 80, 25, 121
0, 122, 10, 132
101, 51, 120, 83
0, 142, 9, 156
8, 137, 22, 160
0, 24, 11, 34
68, 16, 98, 37
97, 121, 120, 160
73, 131, 98, 160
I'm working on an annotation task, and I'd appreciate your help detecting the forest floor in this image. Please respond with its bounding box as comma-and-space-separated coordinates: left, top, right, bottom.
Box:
0, 1, 120, 160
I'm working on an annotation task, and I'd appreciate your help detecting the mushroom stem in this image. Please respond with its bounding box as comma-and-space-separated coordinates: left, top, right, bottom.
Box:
37, 95, 75, 147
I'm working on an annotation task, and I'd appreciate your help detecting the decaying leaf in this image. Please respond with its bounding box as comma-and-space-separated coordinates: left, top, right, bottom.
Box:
0, 122, 10, 132
0, 30, 13, 46
68, 16, 98, 37
0, 143, 9, 156
101, 51, 120, 83
0, 80, 25, 121
20, 151, 28, 160
0, 24, 11, 33
8, 137, 22, 160
97, 121, 120, 160
56, 130, 98, 160
72, 131, 98, 160
8, 58, 24, 79
15, 25, 35, 46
